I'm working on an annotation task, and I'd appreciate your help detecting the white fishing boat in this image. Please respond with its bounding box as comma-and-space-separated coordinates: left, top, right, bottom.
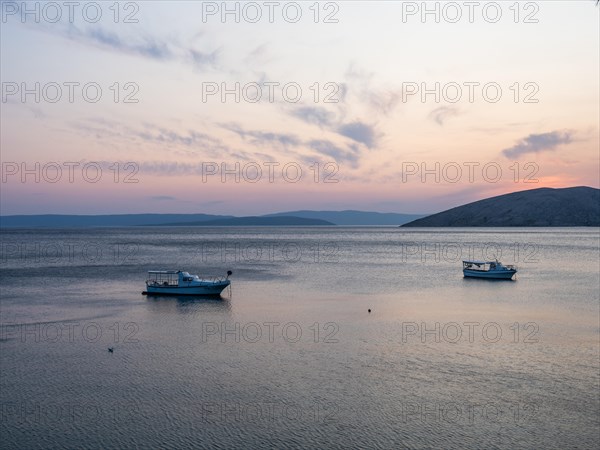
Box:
143, 270, 232, 295
462, 260, 517, 280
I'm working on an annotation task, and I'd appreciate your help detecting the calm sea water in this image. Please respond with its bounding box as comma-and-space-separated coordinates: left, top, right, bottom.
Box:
1, 227, 598, 449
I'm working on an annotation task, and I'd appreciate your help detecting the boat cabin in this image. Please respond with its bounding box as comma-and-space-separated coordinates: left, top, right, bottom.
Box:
463, 260, 493, 272
146, 270, 198, 286
462, 260, 516, 272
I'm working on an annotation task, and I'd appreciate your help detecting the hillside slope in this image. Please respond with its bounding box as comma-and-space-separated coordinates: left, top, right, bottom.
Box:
401, 187, 600, 227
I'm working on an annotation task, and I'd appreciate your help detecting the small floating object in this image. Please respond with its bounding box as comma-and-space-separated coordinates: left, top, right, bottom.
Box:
143, 270, 232, 296
108, 347, 114, 353
368, 309, 371, 313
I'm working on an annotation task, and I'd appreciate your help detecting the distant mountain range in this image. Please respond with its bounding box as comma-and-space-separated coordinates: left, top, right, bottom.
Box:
0, 210, 422, 227
263, 210, 425, 225
150, 216, 334, 226
2, 187, 598, 227
0, 213, 234, 228
402, 186, 600, 227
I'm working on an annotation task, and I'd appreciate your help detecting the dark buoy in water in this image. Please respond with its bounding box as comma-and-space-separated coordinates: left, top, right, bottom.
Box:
108, 347, 114, 353
368, 309, 371, 313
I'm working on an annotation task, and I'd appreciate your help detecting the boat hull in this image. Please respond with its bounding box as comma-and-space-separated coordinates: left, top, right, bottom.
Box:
144, 280, 230, 295
463, 269, 516, 280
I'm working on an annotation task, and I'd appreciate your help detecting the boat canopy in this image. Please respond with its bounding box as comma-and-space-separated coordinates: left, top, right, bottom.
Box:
148, 270, 181, 274
463, 260, 487, 265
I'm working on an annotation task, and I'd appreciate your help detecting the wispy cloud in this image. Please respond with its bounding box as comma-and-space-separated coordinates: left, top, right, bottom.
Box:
69, 119, 237, 158
307, 140, 361, 167
138, 161, 214, 177
68, 26, 175, 60
189, 48, 220, 69
150, 195, 176, 201
285, 64, 391, 149
219, 123, 367, 166
139, 127, 220, 149
220, 123, 301, 149
428, 106, 460, 126
367, 89, 401, 116
343, 63, 401, 116
243, 44, 276, 67
18, 19, 219, 69
502, 131, 574, 158
290, 106, 335, 128
337, 121, 378, 148
1, 94, 48, 119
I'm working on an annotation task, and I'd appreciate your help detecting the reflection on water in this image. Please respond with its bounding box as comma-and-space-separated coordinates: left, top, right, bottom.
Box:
144, 294, 233, 314
461, 276, 516, 283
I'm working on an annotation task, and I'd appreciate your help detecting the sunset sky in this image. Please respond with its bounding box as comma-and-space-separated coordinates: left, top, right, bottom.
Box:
1, 0, 599, 215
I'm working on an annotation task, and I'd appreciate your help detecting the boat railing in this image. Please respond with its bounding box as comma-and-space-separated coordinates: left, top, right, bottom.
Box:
146, 279, 178, 286
197, 276, 229, 283
463, 264, 486, 271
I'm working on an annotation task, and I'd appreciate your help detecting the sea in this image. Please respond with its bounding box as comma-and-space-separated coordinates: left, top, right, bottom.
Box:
0, 227, 598, 449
